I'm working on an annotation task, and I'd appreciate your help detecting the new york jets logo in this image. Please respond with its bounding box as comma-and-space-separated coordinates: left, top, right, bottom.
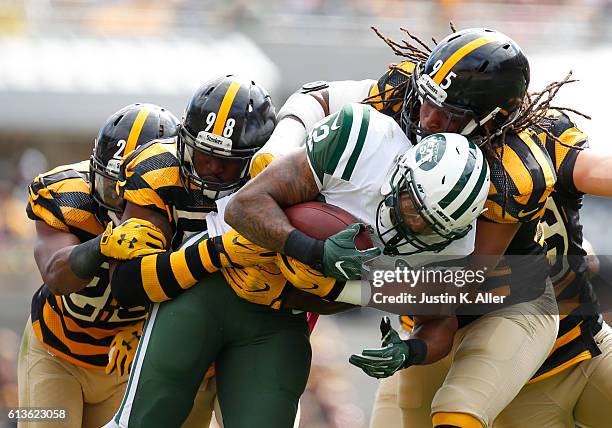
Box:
415, 134, 446, 171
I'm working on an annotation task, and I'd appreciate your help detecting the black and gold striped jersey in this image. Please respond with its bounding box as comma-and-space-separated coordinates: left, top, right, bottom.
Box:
530, 110, 602, 383
26, 161, 147, 368
118, 138, 212, 249
455, 122, 557, 320
117, 140, 291, 308
482, 124, 557, 251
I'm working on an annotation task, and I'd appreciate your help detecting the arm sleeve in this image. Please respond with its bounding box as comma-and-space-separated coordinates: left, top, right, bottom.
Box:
110, 238, 218, 307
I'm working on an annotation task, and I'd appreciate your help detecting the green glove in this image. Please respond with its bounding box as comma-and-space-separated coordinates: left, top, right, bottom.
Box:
349, 317, 412, 379
322, 223, 381, 281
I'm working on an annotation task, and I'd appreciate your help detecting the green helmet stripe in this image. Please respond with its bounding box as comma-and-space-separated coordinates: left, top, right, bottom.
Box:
450, 158, 489, 220
438, 144, 477, 209
342, 106, 370, 181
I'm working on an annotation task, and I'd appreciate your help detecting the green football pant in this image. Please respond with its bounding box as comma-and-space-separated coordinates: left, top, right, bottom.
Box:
108, 272, 311, 428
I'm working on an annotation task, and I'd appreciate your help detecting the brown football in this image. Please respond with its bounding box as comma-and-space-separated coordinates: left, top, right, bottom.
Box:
284, 201, 373, 249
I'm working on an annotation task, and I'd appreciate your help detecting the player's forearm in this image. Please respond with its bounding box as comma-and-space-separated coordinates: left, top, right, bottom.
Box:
225, 190, 293, 253
574, 149, 612, 196
110, 240, 218, 307
37, 245, 92, 294
225, 149, 320, 253
411, 316, 458, 364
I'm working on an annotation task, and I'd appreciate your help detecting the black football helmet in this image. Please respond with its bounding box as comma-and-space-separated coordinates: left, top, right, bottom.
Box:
177, 75, 277, 202
401, 28, 530, 144
90, 103, 179, 212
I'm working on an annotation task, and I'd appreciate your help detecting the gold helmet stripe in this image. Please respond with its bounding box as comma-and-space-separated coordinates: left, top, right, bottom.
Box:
125, 108, 151, 155
432, 36, 497, 85
212, 81, 241, 136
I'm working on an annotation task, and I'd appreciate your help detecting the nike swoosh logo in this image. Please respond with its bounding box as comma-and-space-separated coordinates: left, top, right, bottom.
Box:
251, 283, 271, 292
296, 283, 319, 290
518, 207, 539, 217
231, 236, 251, 250
335, 261, 350, 279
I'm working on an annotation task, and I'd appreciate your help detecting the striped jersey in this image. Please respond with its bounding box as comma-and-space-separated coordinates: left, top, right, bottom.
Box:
529, 110, 602, 383
118, 139, 288, 307
26, 161, 147, 368
457, 114, 559, 320
118, 138, 211, 249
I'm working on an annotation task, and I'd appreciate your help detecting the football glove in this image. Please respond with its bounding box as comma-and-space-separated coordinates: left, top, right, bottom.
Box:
322, 224, 381, 281
349, 317, 412, 379
275, 254, 337, 298
221, 263, 287, 307
100, 218, 167, 260
105, 320, 143, 376
208, 229, 277, 269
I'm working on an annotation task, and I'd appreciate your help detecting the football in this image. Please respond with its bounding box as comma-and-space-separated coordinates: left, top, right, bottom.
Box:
284, 201, 374, 249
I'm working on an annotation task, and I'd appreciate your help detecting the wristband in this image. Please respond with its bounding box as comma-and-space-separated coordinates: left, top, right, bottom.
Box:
284, 229, 325, 270
404, 338, 428, 366
69, 235, 107, 279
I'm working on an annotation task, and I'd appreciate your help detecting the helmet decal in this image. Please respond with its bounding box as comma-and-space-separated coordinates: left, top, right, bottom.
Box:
210, 80, 241, 138
415, 133, 447, 171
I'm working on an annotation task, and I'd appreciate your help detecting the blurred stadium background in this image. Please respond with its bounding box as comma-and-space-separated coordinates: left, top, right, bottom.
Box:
0, 0, 611, 427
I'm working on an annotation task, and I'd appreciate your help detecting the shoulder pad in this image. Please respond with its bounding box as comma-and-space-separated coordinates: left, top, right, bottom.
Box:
300, 81, 329, 94
483, 133, 556, 223
27, 162, 102, 238
119, 139, 181, 218
36, 161, 89, 188
542, 109, 582, 140
306, 103, 378, 185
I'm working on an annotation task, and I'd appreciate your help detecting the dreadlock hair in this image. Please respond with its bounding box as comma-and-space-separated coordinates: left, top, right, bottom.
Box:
361, 26, 434, 117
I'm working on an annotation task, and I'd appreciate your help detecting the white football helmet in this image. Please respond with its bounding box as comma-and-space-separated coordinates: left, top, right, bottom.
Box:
377, 133, 490, 255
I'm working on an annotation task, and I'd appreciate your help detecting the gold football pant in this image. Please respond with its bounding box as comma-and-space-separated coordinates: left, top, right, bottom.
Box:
494, 321, 612, 428
18, 317, 220, 428
18, 318, 128, 428
380, 283, 559, 428
369, 370, 402, 427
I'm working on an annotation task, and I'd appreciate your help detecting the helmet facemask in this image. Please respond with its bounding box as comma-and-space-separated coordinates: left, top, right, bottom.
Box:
90, 144, 124, 213
376, 161, 472, 256
178, 125, 252, 204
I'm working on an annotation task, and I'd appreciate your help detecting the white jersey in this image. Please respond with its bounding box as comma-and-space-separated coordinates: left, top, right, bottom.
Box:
320, 79, 376, 128
305, 103, 475, 260
255, 80, 377, 160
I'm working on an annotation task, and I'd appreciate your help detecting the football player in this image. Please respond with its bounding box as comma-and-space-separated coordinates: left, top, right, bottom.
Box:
491, 115, 612, 427
101, 75, 311, 428
354, 30, 612, 428
227, 28, 561, 428
18, 103, 179, 428
244, 25, 611, 427
379, 113, 612, 428
102, 75, 492, 427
